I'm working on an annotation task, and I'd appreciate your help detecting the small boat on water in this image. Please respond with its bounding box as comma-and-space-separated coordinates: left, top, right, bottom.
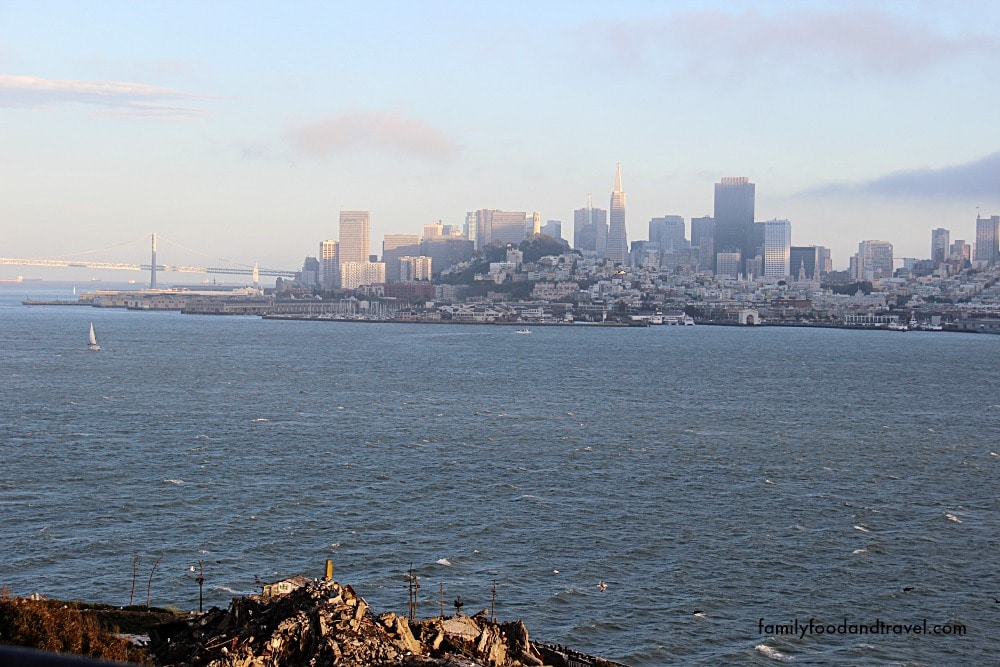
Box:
88, 322, 101, 351
515, 328, 532, 334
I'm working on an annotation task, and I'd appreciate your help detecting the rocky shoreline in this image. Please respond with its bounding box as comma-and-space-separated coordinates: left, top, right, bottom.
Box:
1, 578, 627, 667
150, 578, 628, 667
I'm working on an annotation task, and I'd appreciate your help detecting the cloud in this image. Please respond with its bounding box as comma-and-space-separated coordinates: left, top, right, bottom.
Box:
286, 111, 458, 162
800, 150, 1000, 200
0, 74, 209, 119
598, 9, 997, 80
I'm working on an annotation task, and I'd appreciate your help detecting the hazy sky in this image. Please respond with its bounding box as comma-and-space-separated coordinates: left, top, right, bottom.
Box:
2, 0, 999, 277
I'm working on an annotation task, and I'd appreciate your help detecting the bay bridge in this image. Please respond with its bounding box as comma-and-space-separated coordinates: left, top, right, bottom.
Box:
0, 233, 297, 288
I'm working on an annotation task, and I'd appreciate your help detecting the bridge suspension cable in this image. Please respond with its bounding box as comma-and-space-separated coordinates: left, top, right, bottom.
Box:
156, 234, 255, 269
37, 234, 150, 261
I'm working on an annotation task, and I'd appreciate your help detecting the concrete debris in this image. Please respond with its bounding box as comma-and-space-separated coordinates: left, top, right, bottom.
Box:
149, 578, 623, 667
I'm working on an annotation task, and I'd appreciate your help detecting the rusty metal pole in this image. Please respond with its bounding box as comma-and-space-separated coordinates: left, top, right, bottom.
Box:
196, 561, 204, 614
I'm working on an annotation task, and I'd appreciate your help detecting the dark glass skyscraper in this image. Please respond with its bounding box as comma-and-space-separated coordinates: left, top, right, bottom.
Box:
712, 177, 755, 272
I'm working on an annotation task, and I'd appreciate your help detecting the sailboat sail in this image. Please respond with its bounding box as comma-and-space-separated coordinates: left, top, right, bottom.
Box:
88, 323, 101, 351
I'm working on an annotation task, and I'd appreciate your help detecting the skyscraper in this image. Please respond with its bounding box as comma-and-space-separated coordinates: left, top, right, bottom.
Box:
339, 211, 371, 264
761, 219, 791, 277
713, 177, 755, 272
607, 164, 628, 264
931, 228, 950, 265
790, 246, 825, 281
951, 239, 971, 262
974, 214, 999, 266
383, 234, 421, 282
472, 209, 531, 249
690, 216, 715, 270
319, 240, 339, 290
649, 216, 686, 251
541, 220, 562, 241
573, 200, 607, 256
855, 240, 894, 279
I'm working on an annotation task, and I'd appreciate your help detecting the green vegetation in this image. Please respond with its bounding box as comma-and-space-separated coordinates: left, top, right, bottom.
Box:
517, 234, 570, 263
824, 281, 874, 296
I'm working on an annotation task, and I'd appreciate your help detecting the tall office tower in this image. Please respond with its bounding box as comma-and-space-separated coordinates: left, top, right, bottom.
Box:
818, 246, 832, 275
472, 209, 529, 249
849, 253, 863, 281
974, 214, 1000, 265
790, 246, 823, 281
300, 257, 320, 287
492, 210, 530, 246
423, 221, 444, 239
383, 234, 421, 282
319, 240, 339, 289
858, 240, 894, 278
690, 216, 714, 247
715, 252, 742, 278
421, 237, 474, 275
649, 215, 686, 251
690, 216, 715, 269
464, 211, 477, 246
713, 177, 755, 271
931, 228, 950, 265
339, 211, 371, 264
573, 199, 607, 255
762, 219, 791, 277
541, 219, 562, 241
607, 163, 628, 263
951, 239, 971, 261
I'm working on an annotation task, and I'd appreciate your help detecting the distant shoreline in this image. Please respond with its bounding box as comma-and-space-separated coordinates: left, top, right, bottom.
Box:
18, 298, 1000, 335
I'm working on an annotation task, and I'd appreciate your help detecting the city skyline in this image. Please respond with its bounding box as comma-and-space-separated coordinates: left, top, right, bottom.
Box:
2, 1, 999, 274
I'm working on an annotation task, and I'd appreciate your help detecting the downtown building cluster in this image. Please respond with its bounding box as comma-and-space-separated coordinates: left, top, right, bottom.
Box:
292, 165, 1000, 314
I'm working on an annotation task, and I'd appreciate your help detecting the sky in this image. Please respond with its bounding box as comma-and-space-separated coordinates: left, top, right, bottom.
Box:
2, 0, 999, 280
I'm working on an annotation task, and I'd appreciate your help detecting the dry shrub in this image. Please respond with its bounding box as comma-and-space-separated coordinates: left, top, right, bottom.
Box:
0, 588, 149, 664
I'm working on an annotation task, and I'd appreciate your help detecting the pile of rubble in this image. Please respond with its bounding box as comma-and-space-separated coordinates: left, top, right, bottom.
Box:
148, 578, 580, 667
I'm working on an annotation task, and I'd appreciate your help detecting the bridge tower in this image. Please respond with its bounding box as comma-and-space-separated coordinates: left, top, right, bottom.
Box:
253, 262, 259, 286
150, 232, 158, 289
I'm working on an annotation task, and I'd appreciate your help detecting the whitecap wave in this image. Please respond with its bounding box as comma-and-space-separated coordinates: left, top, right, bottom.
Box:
853, 525, 871, 533
755, 644, 792, 661
164, 479, 184, 485
436, 558, 451, 566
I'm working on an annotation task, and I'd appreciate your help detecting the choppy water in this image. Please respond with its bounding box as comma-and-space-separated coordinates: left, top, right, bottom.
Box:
2, 283, 999, 665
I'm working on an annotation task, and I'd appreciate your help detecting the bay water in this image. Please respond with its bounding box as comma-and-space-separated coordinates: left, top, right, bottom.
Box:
2, 283, 998, 665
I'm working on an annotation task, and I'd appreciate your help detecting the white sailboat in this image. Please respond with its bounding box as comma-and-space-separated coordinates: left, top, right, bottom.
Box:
88, 322, 101, 351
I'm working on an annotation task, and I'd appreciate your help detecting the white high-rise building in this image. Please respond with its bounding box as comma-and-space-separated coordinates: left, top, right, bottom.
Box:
319, 240, 339, 290
398, 256, 433, 281
423, 221, 444, 239
762, 219, 791, 278
339, 211, 371, 265
340, 261, 385, 290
